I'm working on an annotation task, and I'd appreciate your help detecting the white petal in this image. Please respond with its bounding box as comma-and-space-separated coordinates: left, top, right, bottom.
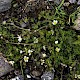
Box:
27, 75, 31, 78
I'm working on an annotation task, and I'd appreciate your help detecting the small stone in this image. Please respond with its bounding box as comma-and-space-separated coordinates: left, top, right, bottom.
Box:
31, 70, 41, 79
24, 67, 30, 74
18, 75, 24, 80
14, 70, 21, 75
0, 0, 12, 12
0, 53, 13, 77
41, 71, 54, 80
72, 7, 80, 30
69, 0, 76, 3
20, 22, 27, 28
77, 0, 80, 5
73, 18, 80, 30
54, 0, 61, 4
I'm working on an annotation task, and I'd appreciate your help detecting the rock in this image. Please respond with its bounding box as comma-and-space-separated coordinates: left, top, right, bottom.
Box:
0, 0, 12, 12
41, 71, 54, 80
0, 53, 13, 77
31, 70, 41, 77
73, 19, 80, 30
24, 67, 30, 74
72, 7, 80, 30
54, 0, 61, 4
20, 22, 27, 28
10, 75, 24, 80
77, 0, 80, 5
20, 22, 30, 28
14, 70, 21, 75
30, 70, 42, 79
69, 0, 76, 3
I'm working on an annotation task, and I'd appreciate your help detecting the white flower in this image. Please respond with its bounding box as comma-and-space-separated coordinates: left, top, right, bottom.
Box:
48, 77, 52, 80
28, 49, 33, 56
1, 36, 3, 39
78, 75, 80, 79
51, 30, 54, 35
26, 74, 31, 78
28, 49, 33, 53
17, 35, 22, 42
55, 40, 58, 44
75, 74, 77, 78
10, 76, 20, 80
47, 6, 49, 9
42, 53, 47, 58
9, 61, 15, 66
52, 20, 58, 25
10, 78, 16, 80
2, 21, 6, 25
61, 63, 67, 67
34, 37, 38, 43
27, 29, 30, 31
20, 50, 23, 54
69, 66, 72, 71
34, 30, 37, 32
24, 56, 29, 62
41, 59, 45, 65
55, 47, 60, 52
16, 76, 20, 80
13, 3, 18, 7
43, 45, 46, 50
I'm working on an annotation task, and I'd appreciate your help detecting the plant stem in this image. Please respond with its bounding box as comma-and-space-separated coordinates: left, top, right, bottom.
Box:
58, 0, 65, 9
60, 68, 63, 80
54, 0, 65, 16
6, 42, 34, 46
20, 60, 24, 78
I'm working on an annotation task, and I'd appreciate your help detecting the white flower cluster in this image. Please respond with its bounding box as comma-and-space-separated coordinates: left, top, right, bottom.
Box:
75, 74, 80, 79
55, 47, 60, 52
28, 49, 33, 56
42, 53, 47, 58
41, 59, 45, 65
9, 61, 15, 66
34, 37, 38, 43
17, 35, 22, 42
24, 49, 33, 62
54, 40, 60, 52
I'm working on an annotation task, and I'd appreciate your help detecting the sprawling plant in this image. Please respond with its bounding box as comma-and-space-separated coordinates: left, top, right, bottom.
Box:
0, 0, 80, 79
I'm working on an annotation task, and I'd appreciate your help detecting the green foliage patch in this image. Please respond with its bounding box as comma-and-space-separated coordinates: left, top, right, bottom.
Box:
0, 0, 80, 79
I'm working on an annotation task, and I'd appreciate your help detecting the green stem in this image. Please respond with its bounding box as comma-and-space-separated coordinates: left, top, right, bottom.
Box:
58, 0, 65, 9
6, 41, 34, 46
53, 0, 65, 16
20, 60, 24, 78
